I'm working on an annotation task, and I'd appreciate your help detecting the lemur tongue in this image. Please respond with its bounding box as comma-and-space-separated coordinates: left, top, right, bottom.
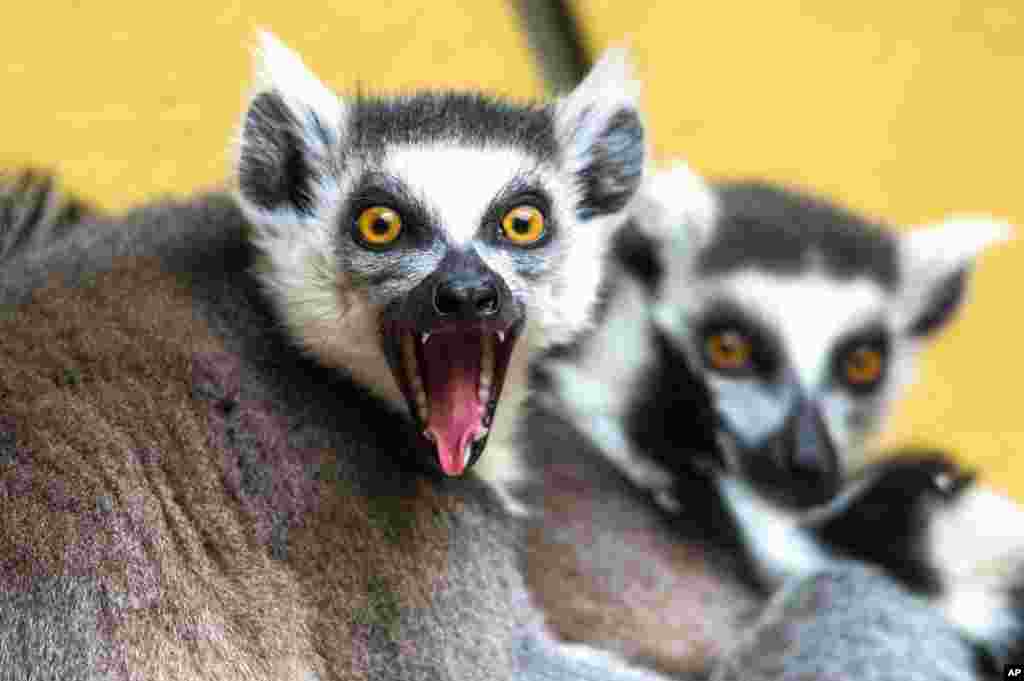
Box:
423, 333, 485, 476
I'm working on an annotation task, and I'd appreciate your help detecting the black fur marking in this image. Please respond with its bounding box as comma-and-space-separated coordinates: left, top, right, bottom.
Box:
829, 322, 890, 395
610, 219, 662, 293
348, 92, 559, 162
342, 172, 437, 251
575, 109, 644, 221
695, 300, 784, 380
617, 329, 770, 588
239, 92, 321, 217
625, 329, 722, 475
700, 182, 900, 289
811, 452, 959, 596
909, 267, 968, 337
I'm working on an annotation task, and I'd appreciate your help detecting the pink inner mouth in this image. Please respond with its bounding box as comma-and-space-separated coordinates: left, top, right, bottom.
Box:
421, 332, 486, 476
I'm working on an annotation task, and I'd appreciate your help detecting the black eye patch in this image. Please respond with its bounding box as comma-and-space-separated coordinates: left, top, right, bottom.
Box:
830, 323, 891, 395
481, 179, 556, 249
696, 301, 782, 379
342, 172, 436, 249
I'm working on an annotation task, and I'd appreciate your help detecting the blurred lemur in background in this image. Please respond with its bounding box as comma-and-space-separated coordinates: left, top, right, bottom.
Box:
519, 162, 1022, 679
0, 32, 657, 680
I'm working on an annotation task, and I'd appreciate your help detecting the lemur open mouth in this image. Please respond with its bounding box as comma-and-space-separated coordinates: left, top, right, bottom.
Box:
382, 320, 524, 476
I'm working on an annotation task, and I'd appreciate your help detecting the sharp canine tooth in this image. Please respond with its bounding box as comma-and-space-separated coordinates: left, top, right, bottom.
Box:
480, 334, 495, 403
421, 332, 431, 344
403, 332, 429, 422
423, 430, 435, 442
497, 331, 505, 343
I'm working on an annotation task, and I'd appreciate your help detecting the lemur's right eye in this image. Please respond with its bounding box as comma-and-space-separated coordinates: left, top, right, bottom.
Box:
356, 206, 403, 247
704, 330, 753, 374
500, 205, 546, 245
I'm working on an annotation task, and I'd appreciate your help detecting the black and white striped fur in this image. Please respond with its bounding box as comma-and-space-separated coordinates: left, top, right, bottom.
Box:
516, 163, 1022, 677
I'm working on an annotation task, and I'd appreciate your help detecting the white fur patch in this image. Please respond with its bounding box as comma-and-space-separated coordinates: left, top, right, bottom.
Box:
234, 31, 345, 231
897, 216, 1013, 333
931, 487, 1024, 648
717, 476, 831, 586
253, 30, 344, 134
713, 271, 886, 389
633, 161, 720, 251
383, 145, 547, 246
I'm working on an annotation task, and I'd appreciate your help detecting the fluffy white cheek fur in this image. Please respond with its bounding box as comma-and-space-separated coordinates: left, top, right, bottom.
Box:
931, 487, 1024, 651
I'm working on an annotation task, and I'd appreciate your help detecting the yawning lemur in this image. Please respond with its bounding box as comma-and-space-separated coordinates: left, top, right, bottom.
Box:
520, 162, 1022, 678
0, 34, 651, 680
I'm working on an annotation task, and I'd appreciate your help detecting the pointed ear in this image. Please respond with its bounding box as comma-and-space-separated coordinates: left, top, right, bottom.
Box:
553, 48, 645, 221
899, 216, 1012, 337
235, 31, 345, 225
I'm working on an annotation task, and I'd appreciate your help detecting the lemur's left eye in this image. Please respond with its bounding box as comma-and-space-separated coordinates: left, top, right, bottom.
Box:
356, 206, 403, 247
705, 330, 753, 374
500, 205, 546, 245
842, 346, 884, 386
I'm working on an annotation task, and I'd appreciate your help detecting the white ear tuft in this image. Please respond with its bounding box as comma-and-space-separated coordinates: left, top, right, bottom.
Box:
900, 216, 1013, 336
903, 216, 1013, 274
557, 47, 641, 123
235, 30, 345, 226
252, 30, 341, 125
554, 48, 645, 221
634, 160, 718, 246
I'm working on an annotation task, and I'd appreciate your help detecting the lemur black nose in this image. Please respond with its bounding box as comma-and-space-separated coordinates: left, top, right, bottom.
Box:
783, 398, 840, 498
433, 276, 501, 319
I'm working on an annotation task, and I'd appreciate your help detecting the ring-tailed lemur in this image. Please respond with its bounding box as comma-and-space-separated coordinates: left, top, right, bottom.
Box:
0, 34, 659, 681
519, 162, 1021, 677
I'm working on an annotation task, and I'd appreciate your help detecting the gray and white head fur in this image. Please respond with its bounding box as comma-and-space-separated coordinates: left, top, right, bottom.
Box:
233, 33, 644, 478
636, 162, 1011, 506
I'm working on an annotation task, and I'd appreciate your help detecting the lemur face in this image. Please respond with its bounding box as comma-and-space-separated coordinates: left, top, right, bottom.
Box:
637, 165, 1010, 506
234, 34, 643, 476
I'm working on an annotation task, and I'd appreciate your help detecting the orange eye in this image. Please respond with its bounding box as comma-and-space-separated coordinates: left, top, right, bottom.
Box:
705, 331, 753, 373
844, 347, 884, 386
356, 206, 402, 246
501, 205, 546, 245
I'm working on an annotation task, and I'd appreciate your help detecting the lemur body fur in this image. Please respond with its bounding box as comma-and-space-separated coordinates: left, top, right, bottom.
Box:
517, 163, 1020, 679
0, 34, 652, 680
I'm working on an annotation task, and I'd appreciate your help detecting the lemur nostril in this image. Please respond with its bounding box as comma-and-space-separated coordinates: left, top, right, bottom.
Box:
433, 279, 501, 319
433, 284, 461, 316
474, 287, 499, 316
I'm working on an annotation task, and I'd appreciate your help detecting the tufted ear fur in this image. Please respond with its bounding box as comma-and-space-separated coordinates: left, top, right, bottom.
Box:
553, 48, 646, 221
899, 216, 1012, 337
235, 31, 345, 228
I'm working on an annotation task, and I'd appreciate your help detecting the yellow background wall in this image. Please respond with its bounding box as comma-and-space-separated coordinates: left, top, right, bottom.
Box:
1, 2, 1021, 497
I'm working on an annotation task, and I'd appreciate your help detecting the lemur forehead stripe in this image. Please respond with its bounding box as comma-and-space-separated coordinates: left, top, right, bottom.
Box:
380, 145, 556, 247
347, 92, 558, 162
699, 182, 900, 290
703, 270, 889, 389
